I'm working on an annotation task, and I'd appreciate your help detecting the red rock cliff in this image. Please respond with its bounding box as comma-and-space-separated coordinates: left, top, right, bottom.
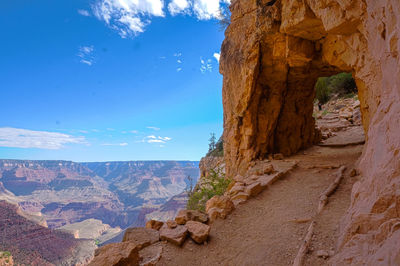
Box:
221, 0, 400, 264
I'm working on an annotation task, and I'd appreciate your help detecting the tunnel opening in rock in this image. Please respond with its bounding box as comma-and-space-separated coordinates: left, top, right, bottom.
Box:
312, 72, 364, 145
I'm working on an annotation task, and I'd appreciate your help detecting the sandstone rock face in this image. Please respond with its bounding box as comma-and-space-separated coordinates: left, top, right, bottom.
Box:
175, 210, 208, 225
199, 156, 224, 178
122, 228, 159, 249
184, 221, 211, 244
88, 242, 139, 266
221, 0, 400, 264
159, 224, 188, 246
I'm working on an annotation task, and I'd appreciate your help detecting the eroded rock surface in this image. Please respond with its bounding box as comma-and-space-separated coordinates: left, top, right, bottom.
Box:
89, 242, 139, 266
122, 227, 159, 250
221, 0, 400, 264
159, 224, 188, 246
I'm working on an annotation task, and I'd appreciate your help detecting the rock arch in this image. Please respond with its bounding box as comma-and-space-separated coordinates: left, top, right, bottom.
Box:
220, 0, 400, 263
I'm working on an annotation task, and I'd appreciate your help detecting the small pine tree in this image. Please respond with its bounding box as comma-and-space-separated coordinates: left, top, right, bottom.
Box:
208, 133, 216, 153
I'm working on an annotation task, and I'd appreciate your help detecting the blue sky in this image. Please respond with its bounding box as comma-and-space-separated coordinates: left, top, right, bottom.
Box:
0, 0, 228, 162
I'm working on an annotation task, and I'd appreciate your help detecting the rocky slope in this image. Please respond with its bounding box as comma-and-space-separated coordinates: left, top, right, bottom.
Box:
0, 200, 95, 265
221, 0, 399, 263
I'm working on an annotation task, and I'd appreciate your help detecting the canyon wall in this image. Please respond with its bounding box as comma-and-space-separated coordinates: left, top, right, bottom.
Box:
221, 0, 400, 264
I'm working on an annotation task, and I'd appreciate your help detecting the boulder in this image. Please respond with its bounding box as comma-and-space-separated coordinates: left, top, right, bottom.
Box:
231, 192, 249, 202
175, 210, 208, 225
228, 183, 245, 196
166, 220, 177, 229
159, 224, 188, 246
245, 182, 264, 197
89, 242, 139, 266
207, 207, 226, 222
122, 227, 160, 250
206, 196, 235, 222
145, 220, 164, 231
184, 221, 211, 244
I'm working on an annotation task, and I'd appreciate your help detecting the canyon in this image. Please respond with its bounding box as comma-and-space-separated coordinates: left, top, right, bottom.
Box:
0, 160, 199, 264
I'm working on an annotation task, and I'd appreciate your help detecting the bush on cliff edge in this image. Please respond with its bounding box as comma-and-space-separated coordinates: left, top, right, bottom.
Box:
186, 169, 231, 211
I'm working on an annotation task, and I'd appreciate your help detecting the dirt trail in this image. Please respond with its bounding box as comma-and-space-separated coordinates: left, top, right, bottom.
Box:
157, 142, 363, 265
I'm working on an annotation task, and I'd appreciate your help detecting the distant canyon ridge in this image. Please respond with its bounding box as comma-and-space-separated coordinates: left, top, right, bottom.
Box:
0, 160, 199, 231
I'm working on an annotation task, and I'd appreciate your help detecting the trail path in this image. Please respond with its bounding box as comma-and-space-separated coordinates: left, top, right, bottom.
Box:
157, 131, 363, 265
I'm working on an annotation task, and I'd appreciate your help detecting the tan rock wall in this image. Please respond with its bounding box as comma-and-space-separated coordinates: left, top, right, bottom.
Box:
221, 0, 400, 263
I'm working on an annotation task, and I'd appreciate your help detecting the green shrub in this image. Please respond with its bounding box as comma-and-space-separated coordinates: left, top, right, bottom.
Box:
186, 169, 231, 212
0, 251, 11, 258
315, 77, 331, 104
315, 72, 357, 104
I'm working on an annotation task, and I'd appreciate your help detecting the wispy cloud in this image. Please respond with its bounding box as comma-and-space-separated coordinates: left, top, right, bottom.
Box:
213, 52, 220, 62
168, 0, 230, 20
106, 128, 115, 131
0, 127, 85, 150
200, 57, 213, 73
78, 9, 91, 16
101, 142, 128, 146
177, 67, 182, 72
144, 135, 172, 144
130, 130, 139, 134
78, 45, 95, 66
91, 0, 230, 38
92, 0, 164, 38
146, 126, 160, 131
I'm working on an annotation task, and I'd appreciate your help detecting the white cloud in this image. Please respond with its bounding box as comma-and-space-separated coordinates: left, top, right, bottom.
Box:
168, 0, 229, 20
101, 142, 129, 146
91, 0, 230, 38
144, 135, 172, 144
200, 57, 213, 73
177, 67, 182, 72
168, 0, 190, 16
78, 9, 91, 16
0, 127, 85, 150
213, 52, 220, 62
92, 0, 165, 38
177, 59, 182, 64
106, 128, 115, 131
193, 0, 220, 19
77, 45, 95, 66
147, 126, 160, 131
130, 130, 139, 134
